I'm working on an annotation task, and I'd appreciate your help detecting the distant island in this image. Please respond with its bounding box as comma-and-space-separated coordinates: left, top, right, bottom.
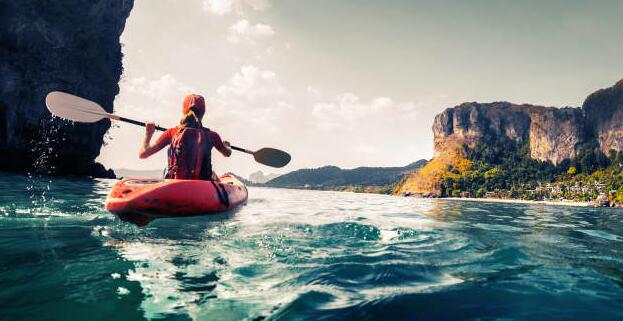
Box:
248, 171, 281, 184
259, 160, 427, 194
396, 79, 623, 207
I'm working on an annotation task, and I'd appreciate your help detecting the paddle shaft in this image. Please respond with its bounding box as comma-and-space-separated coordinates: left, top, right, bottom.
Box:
116, 116, 253, 155
45, 90, 290, 167
118, 116, 167, 131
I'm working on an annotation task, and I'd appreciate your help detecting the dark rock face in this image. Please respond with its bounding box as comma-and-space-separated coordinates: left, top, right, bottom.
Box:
432, 80, 623, 164
583, 80, 623, 153
0, 0, 134, 177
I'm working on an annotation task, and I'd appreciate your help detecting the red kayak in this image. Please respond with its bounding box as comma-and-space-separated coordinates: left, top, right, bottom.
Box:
105, 174, 248, 216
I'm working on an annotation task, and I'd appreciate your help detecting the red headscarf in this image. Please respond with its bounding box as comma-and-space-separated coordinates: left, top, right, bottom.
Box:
182, 94, 206, 118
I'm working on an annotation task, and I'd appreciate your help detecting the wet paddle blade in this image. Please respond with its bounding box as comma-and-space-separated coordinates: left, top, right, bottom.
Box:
253, 148, 291, 168
45, 91, 113, 123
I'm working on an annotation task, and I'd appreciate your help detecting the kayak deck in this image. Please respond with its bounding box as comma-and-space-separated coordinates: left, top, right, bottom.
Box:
105, 174, 248, 216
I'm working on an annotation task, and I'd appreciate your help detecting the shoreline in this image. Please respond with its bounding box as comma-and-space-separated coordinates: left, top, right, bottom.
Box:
443, 197, 591, 207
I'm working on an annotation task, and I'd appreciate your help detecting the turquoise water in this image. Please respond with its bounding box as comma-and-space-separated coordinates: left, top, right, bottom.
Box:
1, 173, 622, 321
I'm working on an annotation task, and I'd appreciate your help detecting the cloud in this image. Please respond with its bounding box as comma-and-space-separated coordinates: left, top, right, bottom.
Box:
117, 66, 286, 129
118, 71, 423, 142
216, 65, 282, 100
123, 74, 194, 102
303, 92, 440, 169
117, 74, 197, 124
208, 65, 293, 133
306, 85, 321, 96
202, 0, 270, 16
312, 93, 420, 131
202, 0, 233, 15
244, 0, 270, 11
227, 19, 275, 44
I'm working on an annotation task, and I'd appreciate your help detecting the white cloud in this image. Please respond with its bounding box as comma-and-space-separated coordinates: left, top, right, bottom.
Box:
143, 75, 192, 102
216, 65, 282, 100
202, 0, 233, 15
306, 85, 321, 96
244, 0, 270, 11
117, 66, 285, 129
202, 0, 270, 16
117, 74, 197, 124
261, 70, 276, 80
312, 93, 420, 131
227, 19, 275, 44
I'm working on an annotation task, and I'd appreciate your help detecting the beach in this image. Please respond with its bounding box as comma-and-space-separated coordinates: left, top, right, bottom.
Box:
445, 197, 591, 207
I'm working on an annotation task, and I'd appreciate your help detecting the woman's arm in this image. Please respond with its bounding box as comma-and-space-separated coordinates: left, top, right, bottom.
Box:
139, 122, 168, 159
212, 132, 232, 157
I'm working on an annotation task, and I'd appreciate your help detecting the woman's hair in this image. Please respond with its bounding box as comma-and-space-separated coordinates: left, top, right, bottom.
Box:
179, 107, 203, 129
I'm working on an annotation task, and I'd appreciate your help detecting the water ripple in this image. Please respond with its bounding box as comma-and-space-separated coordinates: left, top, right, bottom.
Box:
1, 175, 623, 320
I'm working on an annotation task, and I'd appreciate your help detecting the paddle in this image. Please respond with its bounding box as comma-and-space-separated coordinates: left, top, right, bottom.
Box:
45, 91, 291, 168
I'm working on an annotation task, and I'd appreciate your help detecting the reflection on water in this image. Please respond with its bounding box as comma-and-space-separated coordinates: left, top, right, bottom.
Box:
1, 173, 623, 320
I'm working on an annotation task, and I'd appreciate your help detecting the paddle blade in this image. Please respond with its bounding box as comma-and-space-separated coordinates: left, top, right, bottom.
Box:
253, 148, 291, 168
45, 91, 111, 123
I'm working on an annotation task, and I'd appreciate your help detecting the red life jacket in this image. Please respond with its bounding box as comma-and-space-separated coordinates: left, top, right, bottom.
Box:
165, 127, 213, 180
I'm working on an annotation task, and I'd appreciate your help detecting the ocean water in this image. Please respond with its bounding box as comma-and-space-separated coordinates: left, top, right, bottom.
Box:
1, 173, 622, 321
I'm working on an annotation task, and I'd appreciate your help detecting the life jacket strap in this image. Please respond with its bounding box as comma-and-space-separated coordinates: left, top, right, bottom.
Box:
211, 180, 230, 207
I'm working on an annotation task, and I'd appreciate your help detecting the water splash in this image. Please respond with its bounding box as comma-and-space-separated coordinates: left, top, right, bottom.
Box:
30, 117, 65, 175
22, 117, 66, 216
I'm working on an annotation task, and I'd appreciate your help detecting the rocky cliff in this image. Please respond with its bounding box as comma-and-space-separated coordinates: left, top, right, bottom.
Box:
0, 0, 134, 177
432, 102, 586, 164
584, 79, 623, 154
397, 79, 623, 196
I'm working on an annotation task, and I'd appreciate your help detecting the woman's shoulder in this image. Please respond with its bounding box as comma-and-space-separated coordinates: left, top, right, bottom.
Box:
164, 126, 182, 138
203, 128, 222, 140
165, 127, 178, 135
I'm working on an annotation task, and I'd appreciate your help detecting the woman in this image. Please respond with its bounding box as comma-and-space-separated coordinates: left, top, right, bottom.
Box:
139, 94, 232, 180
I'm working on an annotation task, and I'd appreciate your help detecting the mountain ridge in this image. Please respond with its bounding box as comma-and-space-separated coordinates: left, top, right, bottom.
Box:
264, 160, 428, 193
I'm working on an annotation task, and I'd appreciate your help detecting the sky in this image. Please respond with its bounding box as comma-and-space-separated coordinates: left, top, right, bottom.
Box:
97, 0, 623, 178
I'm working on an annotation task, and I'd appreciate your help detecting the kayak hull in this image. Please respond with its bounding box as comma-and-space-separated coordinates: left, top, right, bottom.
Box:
105, 174, 248, 216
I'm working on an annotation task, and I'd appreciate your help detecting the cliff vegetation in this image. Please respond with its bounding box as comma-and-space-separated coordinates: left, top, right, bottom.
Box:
398, 79, 623, 206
